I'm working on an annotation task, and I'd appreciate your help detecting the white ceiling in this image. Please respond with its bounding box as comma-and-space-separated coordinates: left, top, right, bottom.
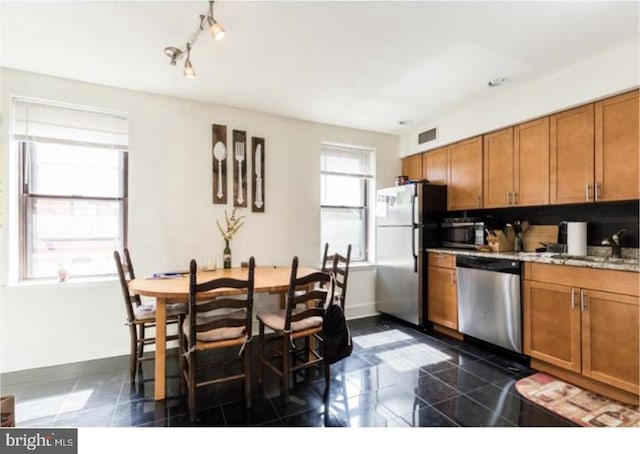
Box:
1, 1, 638, 134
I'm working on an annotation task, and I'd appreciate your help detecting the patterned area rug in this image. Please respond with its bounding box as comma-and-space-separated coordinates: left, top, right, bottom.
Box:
516, 372, 640, 427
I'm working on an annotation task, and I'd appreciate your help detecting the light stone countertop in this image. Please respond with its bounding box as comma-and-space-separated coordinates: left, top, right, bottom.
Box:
426, 247, 640, 273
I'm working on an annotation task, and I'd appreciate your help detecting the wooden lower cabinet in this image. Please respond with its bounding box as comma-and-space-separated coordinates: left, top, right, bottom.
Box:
582, 290, 639, 394
427, 260, 457, 330
523, 281, 581, 373
524, 263, 639, 397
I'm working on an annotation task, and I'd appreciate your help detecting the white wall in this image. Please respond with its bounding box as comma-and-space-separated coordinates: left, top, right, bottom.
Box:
0, 69, 400, 373
399, 42, 640, 157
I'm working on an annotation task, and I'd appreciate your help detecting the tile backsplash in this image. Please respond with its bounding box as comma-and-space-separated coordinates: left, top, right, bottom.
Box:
450, 200, 639, 248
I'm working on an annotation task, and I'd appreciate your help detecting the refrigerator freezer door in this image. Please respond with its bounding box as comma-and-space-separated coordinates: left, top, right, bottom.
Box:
376, 184, 416, 227
375, 225, 420, 325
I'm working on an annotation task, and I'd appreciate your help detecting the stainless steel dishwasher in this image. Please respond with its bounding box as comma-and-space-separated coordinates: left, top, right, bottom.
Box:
456, 256, 522, 353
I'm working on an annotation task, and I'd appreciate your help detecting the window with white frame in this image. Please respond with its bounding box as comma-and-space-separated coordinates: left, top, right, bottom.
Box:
320, 143, 374, 262
13, 98, 128, 280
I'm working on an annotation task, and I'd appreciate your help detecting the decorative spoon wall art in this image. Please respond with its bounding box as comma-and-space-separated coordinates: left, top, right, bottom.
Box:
211, 124, 227, 204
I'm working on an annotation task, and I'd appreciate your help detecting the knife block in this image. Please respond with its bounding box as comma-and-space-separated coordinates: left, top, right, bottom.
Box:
487, 228, 515, 252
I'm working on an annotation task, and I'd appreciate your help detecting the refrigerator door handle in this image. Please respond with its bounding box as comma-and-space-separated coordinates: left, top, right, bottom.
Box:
411, 191, 417, 226
412, 225, 418, 273
411, 191, 418, 273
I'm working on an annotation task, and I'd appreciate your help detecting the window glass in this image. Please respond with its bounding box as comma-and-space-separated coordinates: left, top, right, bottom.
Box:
320, 207, 366, 261
321, 174, 364, 206
26, 198, 123, 278
29, 142, 124, 198
320, 143, 374, 262
14, 97, 128, 280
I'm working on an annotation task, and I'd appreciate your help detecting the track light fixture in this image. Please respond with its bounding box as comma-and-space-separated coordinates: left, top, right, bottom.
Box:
184, 43, 196, 78
206, 0, 226, 40
163, 0, 225, 78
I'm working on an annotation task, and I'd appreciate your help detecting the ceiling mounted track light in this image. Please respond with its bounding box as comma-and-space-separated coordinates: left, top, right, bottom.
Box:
163, 0, 225, 78
184, 43, 196, 78
206, 0, 226, 40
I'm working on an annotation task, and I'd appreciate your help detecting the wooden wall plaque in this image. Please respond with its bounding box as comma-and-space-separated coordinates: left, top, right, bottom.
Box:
232, 130, 247, 208
252, 137, 265, 212
212, 124, 227, 204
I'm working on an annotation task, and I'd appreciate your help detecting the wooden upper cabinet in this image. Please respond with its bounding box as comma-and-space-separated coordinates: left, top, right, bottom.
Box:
483, 128, 514, 208
448, 137, 483, 210
514, 117, 550, 206
423, 147, 448, 184
401, 154, 423, 181
550, 104, 595, 204
594, 90, 639, 202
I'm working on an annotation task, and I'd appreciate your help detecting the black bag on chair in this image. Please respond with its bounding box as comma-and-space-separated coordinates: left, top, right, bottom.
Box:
322, 302, 353, 365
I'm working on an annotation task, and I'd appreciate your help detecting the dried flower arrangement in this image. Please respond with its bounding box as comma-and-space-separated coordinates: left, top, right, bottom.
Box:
216, 208, 245, 242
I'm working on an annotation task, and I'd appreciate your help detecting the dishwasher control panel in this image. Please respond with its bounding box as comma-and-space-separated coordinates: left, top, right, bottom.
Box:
455, 256, 521, 275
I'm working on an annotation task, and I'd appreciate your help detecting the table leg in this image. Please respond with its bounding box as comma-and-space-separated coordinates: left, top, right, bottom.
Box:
154, 297, 167, 401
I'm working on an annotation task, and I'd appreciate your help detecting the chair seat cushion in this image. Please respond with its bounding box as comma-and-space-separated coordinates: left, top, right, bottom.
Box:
182, 309, 246, 342
133, 303, 186, 321
257, 309, 322, 332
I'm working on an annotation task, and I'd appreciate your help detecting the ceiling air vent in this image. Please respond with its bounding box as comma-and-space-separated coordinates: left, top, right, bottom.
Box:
418, 127, 437, 145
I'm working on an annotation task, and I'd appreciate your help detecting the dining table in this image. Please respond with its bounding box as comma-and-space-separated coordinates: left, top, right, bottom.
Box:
128, 265, 317, 401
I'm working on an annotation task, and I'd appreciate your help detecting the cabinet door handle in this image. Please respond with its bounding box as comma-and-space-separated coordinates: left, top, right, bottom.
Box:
507, 192, 512, 205
585, 183, 592, 201
580, 289, 587, 312
595, 182, 601, 201
450, 271, 456, 283
571, 288, 575, 309
476, 196, 481, 208
513, 192, 518, 205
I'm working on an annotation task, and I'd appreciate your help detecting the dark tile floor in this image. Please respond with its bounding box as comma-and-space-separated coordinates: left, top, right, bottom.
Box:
0, 315, 577, 428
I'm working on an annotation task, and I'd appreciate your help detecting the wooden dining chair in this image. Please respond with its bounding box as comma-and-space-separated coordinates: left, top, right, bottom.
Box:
180, 257, 255, 422
257, 256, 332, 400
114, 249, 184, 383
323, 244, 352, 310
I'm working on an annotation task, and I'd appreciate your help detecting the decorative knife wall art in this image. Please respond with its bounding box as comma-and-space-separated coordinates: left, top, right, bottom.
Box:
232, 130, 247, 208
211, 125, 266, 212
252, 137, 265, 212
211, 124, 228, 204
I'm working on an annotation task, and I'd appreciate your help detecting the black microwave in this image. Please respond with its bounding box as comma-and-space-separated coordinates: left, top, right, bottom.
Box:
440, 218, 485, 249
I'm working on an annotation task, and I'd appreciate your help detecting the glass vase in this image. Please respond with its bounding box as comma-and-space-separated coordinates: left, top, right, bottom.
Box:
223, 240, 232, 269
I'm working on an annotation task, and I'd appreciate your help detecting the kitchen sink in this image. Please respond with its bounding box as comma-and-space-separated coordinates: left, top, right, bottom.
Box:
550, 254, 639, 265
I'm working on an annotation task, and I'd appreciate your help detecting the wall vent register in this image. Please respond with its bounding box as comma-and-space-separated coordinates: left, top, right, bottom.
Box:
418, 127, 438, 144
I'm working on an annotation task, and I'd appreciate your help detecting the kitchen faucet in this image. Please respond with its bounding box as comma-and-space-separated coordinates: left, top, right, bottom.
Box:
601, 229, 626, 258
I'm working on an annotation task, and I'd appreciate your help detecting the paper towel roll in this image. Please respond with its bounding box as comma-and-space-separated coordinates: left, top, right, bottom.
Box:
567, 222, 587, 256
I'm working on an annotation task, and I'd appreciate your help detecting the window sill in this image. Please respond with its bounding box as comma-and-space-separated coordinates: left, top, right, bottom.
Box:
7, 275, 118, 289
349, 262, 377, 271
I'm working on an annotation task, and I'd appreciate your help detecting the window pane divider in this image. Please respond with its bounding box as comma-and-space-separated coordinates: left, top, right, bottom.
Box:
321, 170, 373, 179
24, 194, 125, 202
321, 204, 366, 209
15, 135, 128, 151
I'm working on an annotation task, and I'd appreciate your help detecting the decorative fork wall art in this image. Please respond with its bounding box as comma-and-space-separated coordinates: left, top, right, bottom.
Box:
232, 130, 247, 208
211, 124, 228, 205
